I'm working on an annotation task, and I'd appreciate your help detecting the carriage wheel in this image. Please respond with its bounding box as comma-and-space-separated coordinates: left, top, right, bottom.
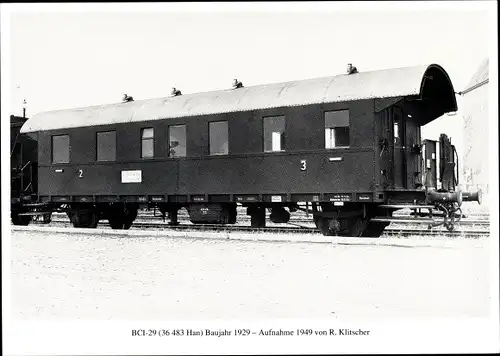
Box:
43, 213, 52, 224
123, 206, 138, 229
342, 218, 368, 237
339, 218, 387, 238
314, 216, 339, 236
361, 222, 389, 237
108, 204, 138, 230
69, 210, 99, 228
12, 212, 32, 226
315, 216, 375, 237
108, 218, 125, 229
228, 203, 237, 224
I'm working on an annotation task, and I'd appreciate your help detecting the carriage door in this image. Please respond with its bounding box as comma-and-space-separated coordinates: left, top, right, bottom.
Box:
392, 106, 406, 188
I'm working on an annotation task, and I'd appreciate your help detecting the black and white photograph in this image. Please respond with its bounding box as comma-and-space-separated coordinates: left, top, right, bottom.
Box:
2, 2, 499, 355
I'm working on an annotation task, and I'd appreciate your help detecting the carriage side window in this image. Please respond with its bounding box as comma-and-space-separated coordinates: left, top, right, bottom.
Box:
263, 115, 285, 152
96, 131, 116, 161
393, 109, 402, 145
52, 134, 70, 164
168, 125, 186, 157
325, 110, 350, 148
209, 121, 228, 155
141, 128, 154, 158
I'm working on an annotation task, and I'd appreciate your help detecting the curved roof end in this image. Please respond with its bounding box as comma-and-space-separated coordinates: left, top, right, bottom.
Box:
417, 64, 458, 124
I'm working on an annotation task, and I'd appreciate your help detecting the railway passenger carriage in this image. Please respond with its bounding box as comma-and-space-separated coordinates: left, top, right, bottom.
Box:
13, 64, 481, 236
11, 115, 40, 225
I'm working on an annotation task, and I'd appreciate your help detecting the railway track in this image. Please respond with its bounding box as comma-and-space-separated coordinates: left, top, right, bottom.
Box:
26, 208, 490, 239
98, 217, 492, 227
30, 219, 490, 238
39, 215, 491, 230
46, 211, 491, 227
383, 229, 488, 238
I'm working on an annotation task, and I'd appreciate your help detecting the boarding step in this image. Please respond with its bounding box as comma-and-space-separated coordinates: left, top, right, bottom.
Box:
371, 216, 434, 223
379, 204, 435, 209
17, 211, 53, 216
405, 211, 466, 219
20, 203, 52, 207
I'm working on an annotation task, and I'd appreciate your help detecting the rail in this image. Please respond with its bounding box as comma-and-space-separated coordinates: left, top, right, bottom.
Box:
29, 218, 489, 239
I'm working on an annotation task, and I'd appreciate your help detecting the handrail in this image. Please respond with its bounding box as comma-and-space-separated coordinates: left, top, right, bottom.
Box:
21, 161, 31, 171
24, 182, 32, 192
10, 132, 21, 157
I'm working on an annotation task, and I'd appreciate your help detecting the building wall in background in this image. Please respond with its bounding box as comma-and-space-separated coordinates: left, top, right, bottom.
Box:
461, 58, 489, 198
462, 83, 489, 194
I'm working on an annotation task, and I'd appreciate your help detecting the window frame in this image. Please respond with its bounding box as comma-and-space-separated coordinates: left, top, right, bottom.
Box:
262, 115, 286, 153
324, 109, 350, 149
96, 130, 116, 162
141, 127, 155, 159
208, 120, 229, 156
167, 124, 187, 158
51, 134, 70, 164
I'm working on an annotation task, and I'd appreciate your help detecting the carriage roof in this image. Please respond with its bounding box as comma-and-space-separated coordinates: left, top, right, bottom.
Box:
21, 64, 457, 133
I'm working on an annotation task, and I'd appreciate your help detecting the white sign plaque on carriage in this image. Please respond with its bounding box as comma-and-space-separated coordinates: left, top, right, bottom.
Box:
121, 170, 142, 183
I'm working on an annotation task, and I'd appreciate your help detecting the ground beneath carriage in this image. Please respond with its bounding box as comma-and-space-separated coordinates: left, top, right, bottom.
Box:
10, 229, 490, 320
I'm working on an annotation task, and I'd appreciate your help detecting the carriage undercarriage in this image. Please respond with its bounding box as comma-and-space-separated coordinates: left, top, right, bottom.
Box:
12, 186, 481, 237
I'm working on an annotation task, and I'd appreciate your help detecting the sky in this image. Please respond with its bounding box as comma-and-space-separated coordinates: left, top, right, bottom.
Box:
6, 3, 493, 115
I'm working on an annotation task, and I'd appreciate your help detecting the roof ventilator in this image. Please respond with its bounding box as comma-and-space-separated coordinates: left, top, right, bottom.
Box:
171, 87, 182, 96
346, 63, 358, 75
232, 79, 243, 89
122, 94, 134, 103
